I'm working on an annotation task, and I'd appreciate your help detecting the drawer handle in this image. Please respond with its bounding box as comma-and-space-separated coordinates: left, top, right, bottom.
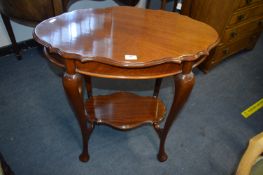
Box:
237, 14, 245, 21
230, 31, 238, 38
223, 48, 229, 55
246, 0, 253, 4
258, 20, 263, 27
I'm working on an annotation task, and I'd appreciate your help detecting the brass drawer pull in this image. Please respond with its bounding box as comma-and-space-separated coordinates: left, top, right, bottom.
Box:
237, 14, 245, 21
230, 31, 238, 38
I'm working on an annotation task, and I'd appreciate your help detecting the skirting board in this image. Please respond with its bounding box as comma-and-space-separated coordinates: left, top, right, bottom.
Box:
0, 39, 40, 57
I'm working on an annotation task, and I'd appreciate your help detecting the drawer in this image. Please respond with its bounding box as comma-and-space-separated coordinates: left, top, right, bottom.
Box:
210, 32, 261, 65
222, 17, 263, 43
227, 3, 263, 26
239, 0, 263, 8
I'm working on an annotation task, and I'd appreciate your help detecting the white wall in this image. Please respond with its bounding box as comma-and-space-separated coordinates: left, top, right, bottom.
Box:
0, 17, 12, 47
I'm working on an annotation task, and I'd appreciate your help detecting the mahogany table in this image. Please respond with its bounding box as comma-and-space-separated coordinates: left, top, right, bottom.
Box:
33, 6, 219, 162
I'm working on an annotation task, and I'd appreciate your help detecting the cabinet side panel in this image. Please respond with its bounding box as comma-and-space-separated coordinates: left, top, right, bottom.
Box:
182, 0, 239, 35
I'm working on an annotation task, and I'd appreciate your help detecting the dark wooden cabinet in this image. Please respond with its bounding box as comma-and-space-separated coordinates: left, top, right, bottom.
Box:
182, 0, 263, 72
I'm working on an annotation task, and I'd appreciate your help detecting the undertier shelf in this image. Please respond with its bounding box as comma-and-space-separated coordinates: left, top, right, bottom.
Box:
86, 92, 166, 130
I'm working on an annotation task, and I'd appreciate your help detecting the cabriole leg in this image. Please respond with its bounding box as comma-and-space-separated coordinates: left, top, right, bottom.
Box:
157, 62, 195, 162
153, 78, 163, 98
160, 0, 167, 10
62, 60, 93, 162
85, 76, 93, 99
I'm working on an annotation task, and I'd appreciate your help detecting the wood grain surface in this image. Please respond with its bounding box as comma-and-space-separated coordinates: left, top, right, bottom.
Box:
34, 6, 219, 67
86, 92, 166, 130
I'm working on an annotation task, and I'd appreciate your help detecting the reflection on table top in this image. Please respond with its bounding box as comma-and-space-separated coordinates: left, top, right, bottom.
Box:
34, 6, 219, 67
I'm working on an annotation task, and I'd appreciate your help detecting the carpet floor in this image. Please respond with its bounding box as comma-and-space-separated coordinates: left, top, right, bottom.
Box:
0, 35, 262, 175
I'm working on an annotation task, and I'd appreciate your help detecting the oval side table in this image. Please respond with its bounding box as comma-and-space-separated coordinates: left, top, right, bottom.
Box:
33, 6, 219, 162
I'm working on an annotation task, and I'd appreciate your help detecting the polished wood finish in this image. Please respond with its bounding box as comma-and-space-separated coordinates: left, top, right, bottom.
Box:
0, 0, 139, 60
34, 7, 218, 67
34, 6, 219, 162
62, 59, 94, 162
182, 0, 236, 36
182, 0, 263, 72
86, 92, 166, 129
222, 17, 263, 43
0, 0, 58, 26
0, 0, 71, 59
239, 0, 262, 8
0, 0, 89, 26
44, 49, 208, 79
157, 61, 195, 162
76, 61, 182, 79
85, 76, 93, 99
0, 0, 139, 25
153, 78, 163, 98
204, 32, 261, 66
228, 3, 263, 26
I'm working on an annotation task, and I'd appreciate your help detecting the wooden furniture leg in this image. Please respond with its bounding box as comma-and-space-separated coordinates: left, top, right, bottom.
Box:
1, 13, 21, 60
85, 76, 93, 99
146, 0, 151, 8
62, 60, 94, 162
155, 62, 195, 162
33, 6, 219, 162
153, 78, 163, 98
160, 0, 167, 10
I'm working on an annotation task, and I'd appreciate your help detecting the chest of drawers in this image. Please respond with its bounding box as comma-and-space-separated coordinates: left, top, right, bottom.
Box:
182, 0, 263, 72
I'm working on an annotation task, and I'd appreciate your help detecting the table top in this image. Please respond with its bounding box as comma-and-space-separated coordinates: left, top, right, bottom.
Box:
33, 6, 219, 68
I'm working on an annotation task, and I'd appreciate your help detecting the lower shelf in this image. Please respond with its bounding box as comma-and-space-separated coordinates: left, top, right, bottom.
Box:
85, 92, 166, 130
